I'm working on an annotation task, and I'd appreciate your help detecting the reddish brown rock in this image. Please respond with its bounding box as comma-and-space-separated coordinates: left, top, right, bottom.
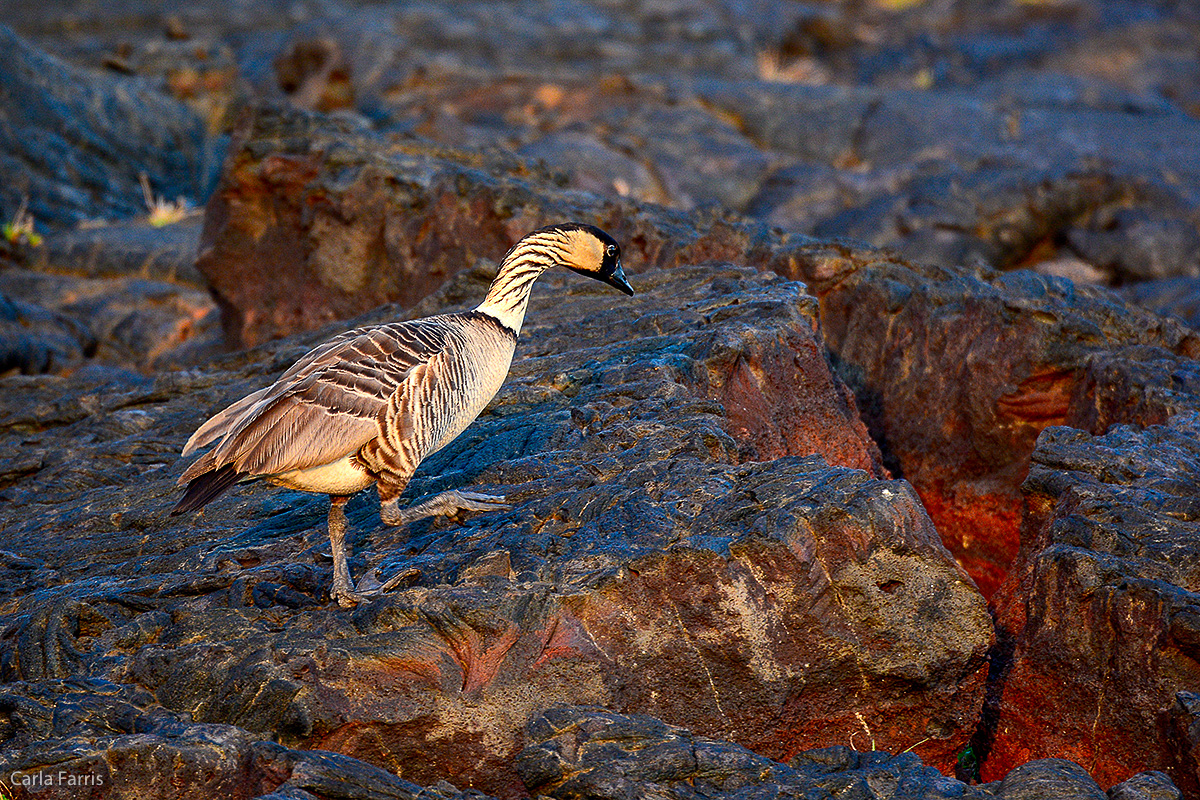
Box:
196, 107, 569, 348
0, 268, 218, 372
798, 261, 1200, 598
985, 406, 1200, 792
198, 103, 1200, 612
195, 107, 815, 350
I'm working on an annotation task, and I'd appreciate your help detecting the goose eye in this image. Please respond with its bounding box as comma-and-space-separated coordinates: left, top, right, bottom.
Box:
606, 245, 617, 257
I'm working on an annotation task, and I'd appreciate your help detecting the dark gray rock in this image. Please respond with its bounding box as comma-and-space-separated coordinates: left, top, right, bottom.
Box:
988, 412, 1200, 791
518, 130, 667, 206
998, 759, 1106, 800
35, 217, 207, 286
706, 76, 1200, 278
1068, 210, 1200, 283
0, 292, 95, 375
1109, 772, 1184, 800
516, 706, 1174, 800
1119, 278, 1200, 330
0, 680, 480, 800
0, 262, 989, 794
0, 25, 224, 231
0, 268, 219, 372
3, 1, 1200, 796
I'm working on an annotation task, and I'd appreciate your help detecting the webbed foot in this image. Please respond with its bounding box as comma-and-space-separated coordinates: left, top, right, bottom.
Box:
380, 489, 511, 526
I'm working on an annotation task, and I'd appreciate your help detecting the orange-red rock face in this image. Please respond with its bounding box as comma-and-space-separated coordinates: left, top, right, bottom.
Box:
984, 417, 1200, 794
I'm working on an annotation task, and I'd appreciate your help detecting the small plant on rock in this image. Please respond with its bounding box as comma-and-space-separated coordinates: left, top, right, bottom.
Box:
2, 198, 42, 248
140, 173, 194, 227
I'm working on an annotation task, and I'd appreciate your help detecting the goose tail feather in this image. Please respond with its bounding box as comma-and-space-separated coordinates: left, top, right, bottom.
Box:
171, 464, 244, 515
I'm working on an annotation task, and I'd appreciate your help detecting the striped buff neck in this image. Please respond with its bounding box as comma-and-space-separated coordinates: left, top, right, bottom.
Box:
474, 229, 572, 335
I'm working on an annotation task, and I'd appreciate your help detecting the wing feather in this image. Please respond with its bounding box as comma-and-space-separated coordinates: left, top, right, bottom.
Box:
181, 385, 270, 457
178, 319, 454, 484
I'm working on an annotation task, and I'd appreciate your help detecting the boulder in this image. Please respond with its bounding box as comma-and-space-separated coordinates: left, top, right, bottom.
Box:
799, 259, 1200, 598
34, 217, 207, 287
0, 679, 479, 800
1120, 278, 1200, 331
0, 268, 218, 372
194, 105, 818, 350
518, 707, 1175, 800
0, 292, 96, 376
0, 698, 1180, 800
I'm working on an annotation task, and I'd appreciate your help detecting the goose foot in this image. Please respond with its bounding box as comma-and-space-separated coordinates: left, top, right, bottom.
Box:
329, 567, 420, 608
357, 565, 420, 595
329, 490, 509, 607
380, 489, 511, 526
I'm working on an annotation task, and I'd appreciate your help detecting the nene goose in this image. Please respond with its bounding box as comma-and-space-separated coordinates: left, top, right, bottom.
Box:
173, 223, 633, 607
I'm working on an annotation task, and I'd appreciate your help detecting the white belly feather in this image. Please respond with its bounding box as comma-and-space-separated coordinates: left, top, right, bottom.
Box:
272, 456, 374, 495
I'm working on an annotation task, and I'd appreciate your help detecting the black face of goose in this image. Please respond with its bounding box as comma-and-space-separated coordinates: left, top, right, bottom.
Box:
553, 223, 635, 296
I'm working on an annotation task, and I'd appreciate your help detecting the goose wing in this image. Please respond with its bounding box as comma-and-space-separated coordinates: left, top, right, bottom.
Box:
179, 320, 453, 483
182, 327, 387, 457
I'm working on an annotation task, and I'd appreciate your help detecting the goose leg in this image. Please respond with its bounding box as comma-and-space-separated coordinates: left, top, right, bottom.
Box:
327, 495, 362, 608
337, 489, 508, 606
379, 489, 511, 526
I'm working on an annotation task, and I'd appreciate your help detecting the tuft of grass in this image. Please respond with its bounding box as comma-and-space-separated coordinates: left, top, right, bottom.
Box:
140, 173, 194, 228
2, 198, 42, 248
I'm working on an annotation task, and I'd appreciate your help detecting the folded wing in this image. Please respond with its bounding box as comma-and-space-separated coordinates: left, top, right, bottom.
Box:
178, 320, 452, 486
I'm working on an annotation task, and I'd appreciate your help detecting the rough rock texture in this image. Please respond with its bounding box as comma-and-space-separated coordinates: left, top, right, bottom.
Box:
0, 214, 218, 376
4, 0, 1200, 795
194, 106, 819, 350
0, 699, 1181, 800
516, 707, 1177, 800
0, 264, 989, 795
192, 101, 1200, 602
7, 0, 1200, 289
806, 259, 1200, 598
0, 268, 218, 372
35, 217, 207, 287
0, 292, 95, 376
518, 707, 980, 800
0, 679, 483, 800
1121, 278, 1200, 331
986, 410, 1200, 793
0, 25, 224, 230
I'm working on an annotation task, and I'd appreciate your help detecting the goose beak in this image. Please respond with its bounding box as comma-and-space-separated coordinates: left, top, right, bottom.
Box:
605, 262, 635, 296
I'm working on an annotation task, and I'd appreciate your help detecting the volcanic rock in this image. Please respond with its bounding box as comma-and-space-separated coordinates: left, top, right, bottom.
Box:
0, 262, 989, 794
0, 25, 224, 231
197, 99, 1200, 609
35, 217, 207, 287
986, 410, 1200, 792
195, 105, 821, 350
804, 259, 1200, 598
0, 679, 481, 800
516, 707, 1177, 800
0, 268, 218, 372
0, 292, 95, 376
4, 0, 1200, 795
1120, 278, 1200, 331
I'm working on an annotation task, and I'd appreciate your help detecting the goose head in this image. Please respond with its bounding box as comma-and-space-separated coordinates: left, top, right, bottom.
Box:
550, 223, 635, 296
